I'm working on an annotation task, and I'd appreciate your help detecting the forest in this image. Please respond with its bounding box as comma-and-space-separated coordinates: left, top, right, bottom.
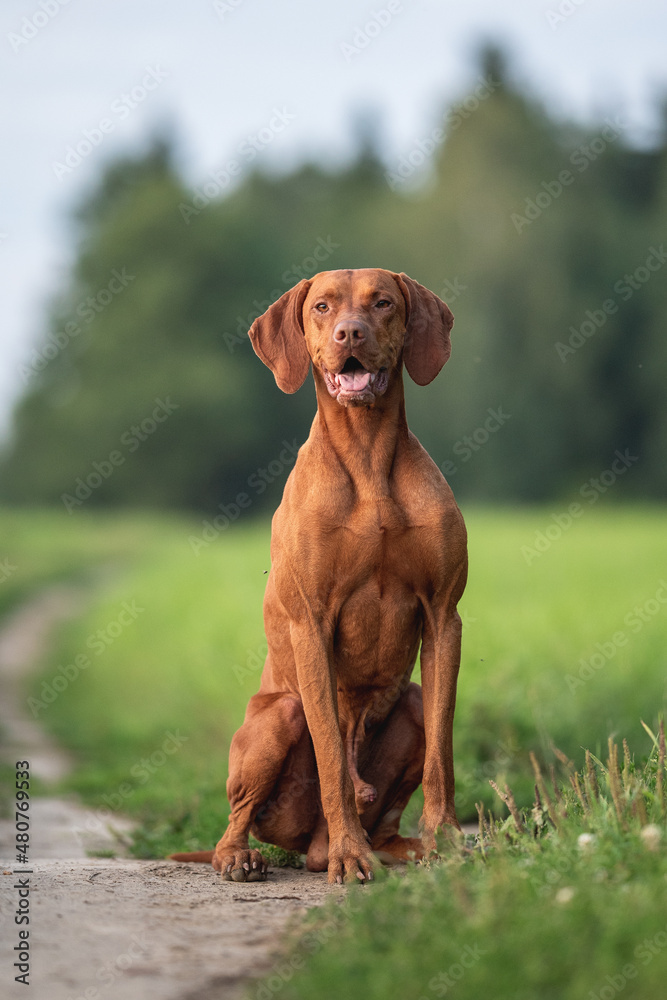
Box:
2, 50, 665, 513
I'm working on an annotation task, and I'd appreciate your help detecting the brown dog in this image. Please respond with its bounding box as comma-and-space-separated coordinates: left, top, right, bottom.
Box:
171, 269, 467, 884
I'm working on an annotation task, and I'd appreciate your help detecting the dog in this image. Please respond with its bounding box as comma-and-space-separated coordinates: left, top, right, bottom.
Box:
171, 268, 467, 884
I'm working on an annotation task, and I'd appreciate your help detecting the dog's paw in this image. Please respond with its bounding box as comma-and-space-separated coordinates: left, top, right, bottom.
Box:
213, 846, 268, 882
327, 836, 377, 885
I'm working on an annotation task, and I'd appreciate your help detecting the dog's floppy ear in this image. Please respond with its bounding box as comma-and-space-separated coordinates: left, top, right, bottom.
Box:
248, 280, 311, 393
391, 272, 454, 386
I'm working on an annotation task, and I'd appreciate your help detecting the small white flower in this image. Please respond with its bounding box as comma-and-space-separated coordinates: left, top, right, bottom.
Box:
640, 824, 662, 852
577, 833, 595, 850
555, 886, 576, 904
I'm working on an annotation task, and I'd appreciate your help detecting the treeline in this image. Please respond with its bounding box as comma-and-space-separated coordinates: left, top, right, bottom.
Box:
2, 49, 666, 513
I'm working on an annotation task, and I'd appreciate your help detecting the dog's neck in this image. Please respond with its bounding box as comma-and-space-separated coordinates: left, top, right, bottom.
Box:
311, 368, 409, 499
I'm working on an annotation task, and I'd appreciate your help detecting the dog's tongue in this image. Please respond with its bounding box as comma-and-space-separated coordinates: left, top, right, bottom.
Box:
337, 369, 371, 392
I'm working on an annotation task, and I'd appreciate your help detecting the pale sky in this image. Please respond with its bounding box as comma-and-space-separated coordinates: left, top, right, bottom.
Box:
1, 0, 666, 438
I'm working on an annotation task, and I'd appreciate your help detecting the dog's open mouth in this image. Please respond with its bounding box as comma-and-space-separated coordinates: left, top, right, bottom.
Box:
336, 357, 372, 393
322, 358, 389, 404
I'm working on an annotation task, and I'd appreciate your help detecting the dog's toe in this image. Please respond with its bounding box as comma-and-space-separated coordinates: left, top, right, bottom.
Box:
218, 848, 268, 883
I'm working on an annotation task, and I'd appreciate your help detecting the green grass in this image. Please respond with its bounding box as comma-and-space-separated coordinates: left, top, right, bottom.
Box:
3, 504, 665, 855
0, 506, 187, 618
2, 504, 666, 997
269, 735, 667, 1000
452, 504, 667, 815
0, 507, 188, 809
21, 512, 272, 855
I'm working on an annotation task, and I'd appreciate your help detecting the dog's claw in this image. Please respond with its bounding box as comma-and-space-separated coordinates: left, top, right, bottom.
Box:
215, 847, 267, 883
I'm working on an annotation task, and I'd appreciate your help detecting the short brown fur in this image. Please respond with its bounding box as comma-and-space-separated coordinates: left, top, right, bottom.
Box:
170, 268, 467, 884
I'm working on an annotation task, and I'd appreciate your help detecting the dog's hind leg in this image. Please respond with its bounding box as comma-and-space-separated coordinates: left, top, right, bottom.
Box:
212, 691, 312, 881
357, 682, 427, 863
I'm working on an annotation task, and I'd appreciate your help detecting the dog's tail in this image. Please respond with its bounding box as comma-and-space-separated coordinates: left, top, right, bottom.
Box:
168, 850, 215, 863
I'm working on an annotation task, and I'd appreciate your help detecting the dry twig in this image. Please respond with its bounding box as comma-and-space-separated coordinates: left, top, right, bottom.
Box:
489, 779, 526, 834
530, 751, 560, 830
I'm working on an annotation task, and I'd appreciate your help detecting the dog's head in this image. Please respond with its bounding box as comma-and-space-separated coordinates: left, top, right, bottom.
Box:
248, 268, 454, 407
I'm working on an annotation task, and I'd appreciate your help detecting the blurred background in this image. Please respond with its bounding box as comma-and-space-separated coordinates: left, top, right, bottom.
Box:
2, 7, 667, 994
1, 0, 666, 509
0, 0, 666, 849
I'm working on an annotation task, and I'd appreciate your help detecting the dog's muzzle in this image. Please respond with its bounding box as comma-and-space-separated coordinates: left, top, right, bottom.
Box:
321, 358, 390, 406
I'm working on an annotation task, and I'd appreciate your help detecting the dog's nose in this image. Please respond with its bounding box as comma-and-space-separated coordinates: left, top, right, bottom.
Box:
333, 320, 367, 346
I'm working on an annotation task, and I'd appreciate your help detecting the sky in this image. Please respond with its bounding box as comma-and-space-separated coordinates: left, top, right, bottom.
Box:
1, 0, 666, 439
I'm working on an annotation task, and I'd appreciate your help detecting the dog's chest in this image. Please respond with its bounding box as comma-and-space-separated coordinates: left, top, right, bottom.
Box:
336, 495, 431, 581
333, 571, 422, 688
328, 506, 425, 684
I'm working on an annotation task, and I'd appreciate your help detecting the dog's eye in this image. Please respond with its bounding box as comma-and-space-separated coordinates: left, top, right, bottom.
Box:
314, 302, 328, 312
375, 299, 391, 308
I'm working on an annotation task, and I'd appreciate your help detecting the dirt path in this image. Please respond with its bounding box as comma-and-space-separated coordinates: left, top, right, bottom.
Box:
0, 591, 337, 1000
2, 859, 333, 1000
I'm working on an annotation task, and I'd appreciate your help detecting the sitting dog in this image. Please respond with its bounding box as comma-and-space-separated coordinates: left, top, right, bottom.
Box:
171, 268, 467, 884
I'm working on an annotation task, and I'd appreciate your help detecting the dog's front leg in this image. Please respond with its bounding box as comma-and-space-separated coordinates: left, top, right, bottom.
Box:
290, 621, 377, 884
419, 598, 464, 853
